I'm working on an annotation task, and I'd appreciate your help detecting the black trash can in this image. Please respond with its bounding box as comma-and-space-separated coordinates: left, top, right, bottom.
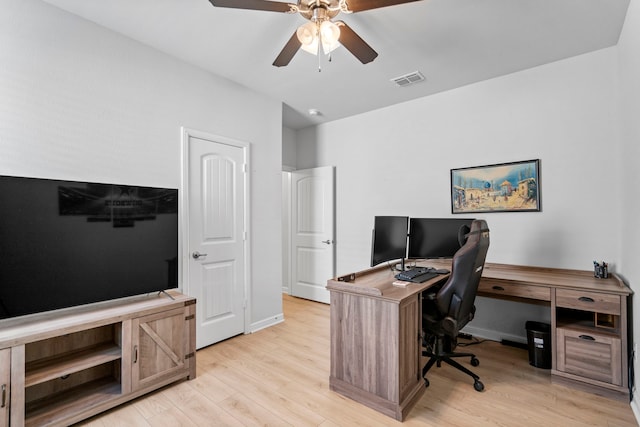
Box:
525, 321, 551, 369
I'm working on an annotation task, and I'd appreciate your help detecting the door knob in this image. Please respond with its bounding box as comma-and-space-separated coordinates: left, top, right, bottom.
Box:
192, 251, 208, 259
321, 240, 333, 245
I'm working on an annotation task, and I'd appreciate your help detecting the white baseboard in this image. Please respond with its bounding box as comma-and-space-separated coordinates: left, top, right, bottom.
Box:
631, 397, 640, 424
250, 313, 284, 333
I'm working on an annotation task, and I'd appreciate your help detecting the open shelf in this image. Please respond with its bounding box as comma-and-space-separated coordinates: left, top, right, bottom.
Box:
556, 307, 621, 336
25, 344, 121, 388
25, 377, 121, 427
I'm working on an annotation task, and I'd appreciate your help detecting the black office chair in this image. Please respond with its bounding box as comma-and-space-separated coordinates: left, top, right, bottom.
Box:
421, 219, 490, 392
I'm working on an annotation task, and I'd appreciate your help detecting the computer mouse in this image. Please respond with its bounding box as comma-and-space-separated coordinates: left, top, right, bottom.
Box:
434, 269, 450, 274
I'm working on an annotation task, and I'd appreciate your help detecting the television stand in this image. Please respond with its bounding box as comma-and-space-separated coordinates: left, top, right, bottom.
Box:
0, 290, 196, 427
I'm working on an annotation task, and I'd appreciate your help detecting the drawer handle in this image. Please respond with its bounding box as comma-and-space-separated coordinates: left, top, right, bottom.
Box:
492, 286, 505, 291
579, 335, 596, 341
1, 384, 6, 408
134, 345, 138, 364
578, 296, 595, 303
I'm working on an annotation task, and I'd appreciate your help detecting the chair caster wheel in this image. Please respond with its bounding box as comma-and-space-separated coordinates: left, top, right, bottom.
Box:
474, 380, 484, 392
424, 378, 430, 388
470, 357, 480, 367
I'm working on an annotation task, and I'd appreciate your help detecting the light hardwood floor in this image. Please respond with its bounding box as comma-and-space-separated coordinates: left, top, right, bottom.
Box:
79, 294, 638, 426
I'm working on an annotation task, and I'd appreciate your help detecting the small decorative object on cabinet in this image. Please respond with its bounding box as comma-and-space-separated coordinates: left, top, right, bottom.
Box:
0, 290, 196, 427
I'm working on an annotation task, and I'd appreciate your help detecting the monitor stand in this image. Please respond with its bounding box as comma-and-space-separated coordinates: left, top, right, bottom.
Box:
395, 258, 407, 271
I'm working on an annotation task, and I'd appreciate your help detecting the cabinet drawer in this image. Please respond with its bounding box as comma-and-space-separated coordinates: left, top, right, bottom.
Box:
478, 280, 550, 301
556, 327, 622, 386
556, 289, 621, 315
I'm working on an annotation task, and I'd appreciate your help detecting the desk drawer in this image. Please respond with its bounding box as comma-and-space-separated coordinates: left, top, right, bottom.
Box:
556, 289, 621, 315
478, 280, 551, 301
556, 327, 622, 386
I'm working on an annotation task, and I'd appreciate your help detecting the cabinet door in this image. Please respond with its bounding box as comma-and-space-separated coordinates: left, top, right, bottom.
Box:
0, 349, 9, 427
131, 307, 187, 391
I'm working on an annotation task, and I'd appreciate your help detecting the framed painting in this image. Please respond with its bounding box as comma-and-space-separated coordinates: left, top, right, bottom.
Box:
451, 159, 541, 214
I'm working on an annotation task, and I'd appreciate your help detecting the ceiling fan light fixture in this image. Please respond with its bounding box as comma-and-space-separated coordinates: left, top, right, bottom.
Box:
296, 19, 341, 56
296, 21, 316, 45
297, 21, 319, 54
320, 20, 341, 53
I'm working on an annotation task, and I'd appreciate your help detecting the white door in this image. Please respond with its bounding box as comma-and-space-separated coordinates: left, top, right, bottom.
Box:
182, 129, 248, 349
291, 166, 335, 303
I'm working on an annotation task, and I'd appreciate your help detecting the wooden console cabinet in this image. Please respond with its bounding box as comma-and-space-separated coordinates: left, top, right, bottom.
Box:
0, 290, 196, 427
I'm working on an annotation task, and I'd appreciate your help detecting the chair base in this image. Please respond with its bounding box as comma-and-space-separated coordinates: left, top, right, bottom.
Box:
422, 335, 484, 392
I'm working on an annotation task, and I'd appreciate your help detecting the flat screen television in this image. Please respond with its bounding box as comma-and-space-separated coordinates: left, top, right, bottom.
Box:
0, 175, 179, 319
370, 216, 409, 269
408, 218, 474, 259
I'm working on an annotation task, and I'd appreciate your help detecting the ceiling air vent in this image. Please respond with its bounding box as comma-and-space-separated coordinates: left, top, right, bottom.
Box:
390, 71, 425, 87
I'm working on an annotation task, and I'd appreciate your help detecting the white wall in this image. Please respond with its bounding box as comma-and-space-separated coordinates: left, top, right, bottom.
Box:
617, 0, 640, 412
281, 127, 297, 295
282, 126, 298, 170
281, 171, 292, 295
0, 0, 284, 330
297, 47, 623, 342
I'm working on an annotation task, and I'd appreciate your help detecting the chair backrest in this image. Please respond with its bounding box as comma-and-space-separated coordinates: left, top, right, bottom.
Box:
434, 219, 490, 330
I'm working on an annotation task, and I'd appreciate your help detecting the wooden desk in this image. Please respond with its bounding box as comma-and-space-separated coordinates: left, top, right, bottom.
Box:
327, 262, 633, 421
326, 264, 448, 421
471, 262, 633, 399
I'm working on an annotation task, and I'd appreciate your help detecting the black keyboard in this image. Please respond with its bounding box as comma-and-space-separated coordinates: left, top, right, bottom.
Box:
395, 267, 431, 280
395, 268, 438, 283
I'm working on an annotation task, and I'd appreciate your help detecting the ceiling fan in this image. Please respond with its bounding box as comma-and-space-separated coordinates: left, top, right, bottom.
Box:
208, 0, 422, 67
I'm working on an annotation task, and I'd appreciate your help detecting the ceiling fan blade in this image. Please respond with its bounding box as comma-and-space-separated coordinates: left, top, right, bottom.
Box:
273, 31, 302, 67
336, 21, 378, 64
343, 0, 422, 13
209, 0, 296, 13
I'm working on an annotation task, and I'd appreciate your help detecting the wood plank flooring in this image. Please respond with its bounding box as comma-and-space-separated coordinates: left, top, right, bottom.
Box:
79, 294, 638, 426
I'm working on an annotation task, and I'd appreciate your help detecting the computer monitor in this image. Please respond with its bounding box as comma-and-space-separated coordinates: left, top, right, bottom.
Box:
408, 218, 474, 259
370, 216, 409, 269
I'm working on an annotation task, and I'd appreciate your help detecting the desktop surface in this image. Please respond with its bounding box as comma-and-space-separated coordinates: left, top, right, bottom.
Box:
329, 262, 449, 301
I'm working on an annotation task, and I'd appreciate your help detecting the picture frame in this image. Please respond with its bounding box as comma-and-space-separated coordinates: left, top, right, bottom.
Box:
451, 159, 541, 214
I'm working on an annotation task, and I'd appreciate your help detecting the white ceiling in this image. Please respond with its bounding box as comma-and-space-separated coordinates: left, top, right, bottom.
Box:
42, 0, 629, 130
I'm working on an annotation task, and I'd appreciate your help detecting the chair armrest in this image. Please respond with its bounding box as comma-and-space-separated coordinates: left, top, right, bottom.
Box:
441, 316, 459, 336
423, 291, 437, 301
